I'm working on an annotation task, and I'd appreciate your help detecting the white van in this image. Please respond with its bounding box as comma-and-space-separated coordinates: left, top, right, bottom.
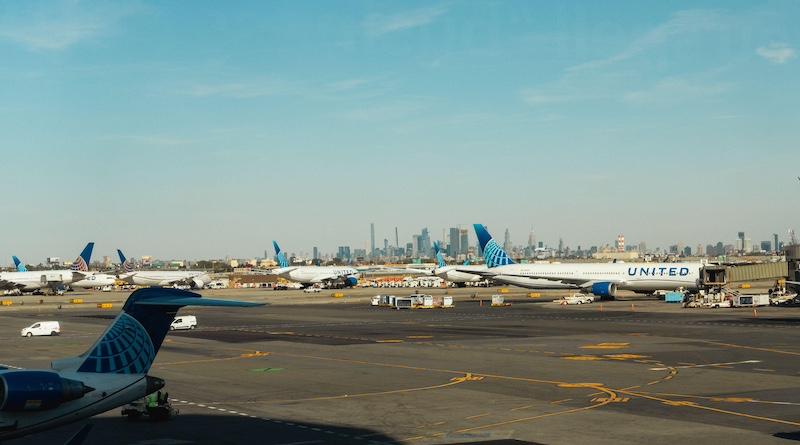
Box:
170, 315, 197, 331
21, 321, 60, 337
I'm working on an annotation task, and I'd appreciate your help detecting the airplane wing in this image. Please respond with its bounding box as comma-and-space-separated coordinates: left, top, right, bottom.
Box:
311, 274, 339, 283
455, 268, 497, 277
0, 279, 25, 290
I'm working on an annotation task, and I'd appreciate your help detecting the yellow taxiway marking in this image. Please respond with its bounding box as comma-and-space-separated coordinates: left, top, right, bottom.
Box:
406, 335, 433, 339
511, 404, 536, 411
465, 413, 490, 420
580, 342, 630, 350
618, 389, 800, 427
649, 360, 760, 371
204, 374, 480, 406
701, 340, 800, 356
376, 339, 404, 343
634, 391, 800, 407
549, 399, 572, 405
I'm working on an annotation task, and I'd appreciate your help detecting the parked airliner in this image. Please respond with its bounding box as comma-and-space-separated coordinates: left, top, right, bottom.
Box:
117, 250, 212, 289
271, 241, 359, 288
0, 243, 94, 293
431, 241, 486, 286
462, 225, 702, 299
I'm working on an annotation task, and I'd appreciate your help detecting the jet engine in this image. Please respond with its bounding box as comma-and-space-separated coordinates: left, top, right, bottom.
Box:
0, 371, 93, 411
590, 282, 618, 300
344, 276, 358, 287
190, 278, 206, 289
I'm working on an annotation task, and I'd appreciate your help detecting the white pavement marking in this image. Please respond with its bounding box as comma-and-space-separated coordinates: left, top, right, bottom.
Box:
177, 396, 392, 444
650, 360, 761, 371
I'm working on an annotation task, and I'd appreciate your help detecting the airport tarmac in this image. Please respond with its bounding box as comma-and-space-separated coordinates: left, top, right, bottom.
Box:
3, 287, 800, 444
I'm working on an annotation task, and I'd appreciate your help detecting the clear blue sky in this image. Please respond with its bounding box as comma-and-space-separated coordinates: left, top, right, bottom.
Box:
0, 0, 797, 263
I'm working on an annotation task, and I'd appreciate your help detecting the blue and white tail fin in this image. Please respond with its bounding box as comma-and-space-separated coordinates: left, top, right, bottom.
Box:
12, 256, 27, 272
117, 249, 135, 273
474, 224, 515, 268
273, 241, 289, 268
74, 288, 261, 374
433, 242, 446, 268
70, 242, 94, 272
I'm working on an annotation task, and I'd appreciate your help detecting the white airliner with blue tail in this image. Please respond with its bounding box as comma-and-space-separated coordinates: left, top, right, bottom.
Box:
0, 243, 95, 293
13, 248, 117, 290
432, 241, 487, 286
0, 287, 261, 441
271, 241, 359, 288
461, 224, 702, 299
117, 250, 212, 289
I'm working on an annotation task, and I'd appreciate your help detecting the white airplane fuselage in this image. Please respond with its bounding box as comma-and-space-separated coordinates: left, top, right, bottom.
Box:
433, 265, 487, 283
273, 266, 359, 285
0, 270, 84, 292
120, 271, 211, 288
71, 273, 117, 289
488, 262, 702, 292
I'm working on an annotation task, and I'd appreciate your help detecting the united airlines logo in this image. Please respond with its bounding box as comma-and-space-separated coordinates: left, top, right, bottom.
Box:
71, 257, 88, 272
484, 239, 514, 267
78, 313, 156, 374
628, 267, 690, 277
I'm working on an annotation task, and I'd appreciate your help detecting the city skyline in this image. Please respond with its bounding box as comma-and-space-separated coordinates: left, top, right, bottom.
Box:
1, 1, 797, 261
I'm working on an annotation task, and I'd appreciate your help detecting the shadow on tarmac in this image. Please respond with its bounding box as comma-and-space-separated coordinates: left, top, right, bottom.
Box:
3, 414, 400, 445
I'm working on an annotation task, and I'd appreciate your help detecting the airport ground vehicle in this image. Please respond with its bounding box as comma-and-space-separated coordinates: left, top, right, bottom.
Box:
170, 315, 197, 330
303, 287, 321, 293
122, 391, 179, 421
20, 321, 60, 337
556, 293, 594, 305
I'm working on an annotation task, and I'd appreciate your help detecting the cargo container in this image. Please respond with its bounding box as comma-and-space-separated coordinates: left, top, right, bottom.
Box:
491, 295, 505, 306
664, 292, 684, 303
395, 297, 413, 310
731, 294, 770, 307
422, 295, 434, 307
443, 296, 454, 307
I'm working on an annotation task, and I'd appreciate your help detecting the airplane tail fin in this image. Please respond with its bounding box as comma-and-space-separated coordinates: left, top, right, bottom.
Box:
74, 288, 262, 374
117, 249, 135, 273
12, 256, 27, 272
70, 242, 95, 272
433, 242, 446, 268
273, 241, 289, 268
473, 224, 514, 267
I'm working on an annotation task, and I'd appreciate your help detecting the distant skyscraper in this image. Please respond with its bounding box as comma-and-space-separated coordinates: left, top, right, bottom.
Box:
558, 238, 564, 254
527, 228, 535, 251
395, 227, 399, 248
774, 233, 779, 252
420, 228, 432, 257
459, 228, 469, 258
616, 234, 625, 253
370, 223, 376, 257
737, 232, 745, 253
503, 228, 512, 254
449, 227, 460, 257
313, 247, 319, 260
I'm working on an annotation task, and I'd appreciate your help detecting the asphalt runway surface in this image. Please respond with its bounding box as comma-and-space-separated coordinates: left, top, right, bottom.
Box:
3, 288, 800, 444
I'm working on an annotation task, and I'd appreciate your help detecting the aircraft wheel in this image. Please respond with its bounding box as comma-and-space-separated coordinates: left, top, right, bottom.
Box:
26, 332, 32, 337
170, 326, 175, 331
